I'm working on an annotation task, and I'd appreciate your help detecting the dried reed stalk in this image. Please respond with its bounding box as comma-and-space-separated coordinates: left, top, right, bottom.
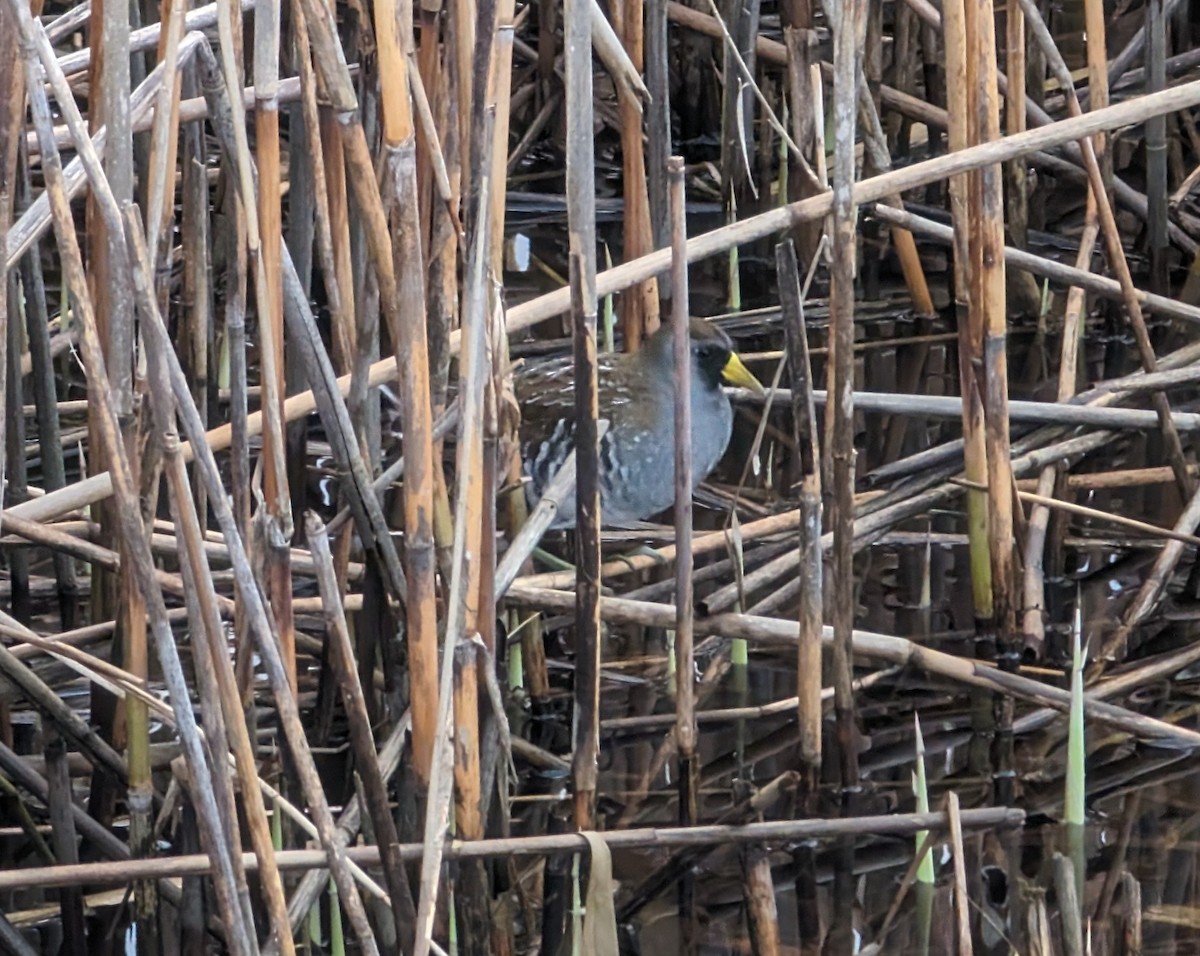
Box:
667, 157, 698, 827
570, 243, 603, 832
943, 0, 993, 639
1004, 0, 1027, 249
252, 0, 296, 692
563, 0, 602, 833
612, 0, 658, 348
776, 239, 822, 801
410, 115, 494, 956
307, 514, 416, 948
869, 205, 1200, 324
373, 0, 441, 785
826, 0, 864, 792
0, 807, 1026, 891
505, 586, 1200, 747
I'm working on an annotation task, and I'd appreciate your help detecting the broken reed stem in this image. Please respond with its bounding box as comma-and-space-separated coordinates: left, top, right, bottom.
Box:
668, 156, 698, 824
1021, 201, 1099, 644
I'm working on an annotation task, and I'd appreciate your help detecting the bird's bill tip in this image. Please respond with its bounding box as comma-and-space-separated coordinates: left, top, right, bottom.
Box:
721, 352, 765, 394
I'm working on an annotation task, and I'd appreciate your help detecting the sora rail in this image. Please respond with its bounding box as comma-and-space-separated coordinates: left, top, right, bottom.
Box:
516, 317, 765, 528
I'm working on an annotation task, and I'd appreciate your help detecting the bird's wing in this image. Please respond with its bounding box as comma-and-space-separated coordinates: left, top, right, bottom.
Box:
513, 352, 634, 439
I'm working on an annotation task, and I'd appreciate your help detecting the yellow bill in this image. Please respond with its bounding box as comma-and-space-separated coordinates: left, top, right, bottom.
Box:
721, 352, 766, 395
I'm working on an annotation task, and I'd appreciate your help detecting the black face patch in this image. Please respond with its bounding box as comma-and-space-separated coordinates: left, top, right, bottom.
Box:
693, 339, 732, 390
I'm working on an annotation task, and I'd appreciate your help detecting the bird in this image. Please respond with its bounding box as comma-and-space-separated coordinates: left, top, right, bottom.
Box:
515, 317, 765, 529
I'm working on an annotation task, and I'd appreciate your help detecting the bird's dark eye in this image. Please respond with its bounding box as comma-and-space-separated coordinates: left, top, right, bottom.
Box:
693, 340, 731, 387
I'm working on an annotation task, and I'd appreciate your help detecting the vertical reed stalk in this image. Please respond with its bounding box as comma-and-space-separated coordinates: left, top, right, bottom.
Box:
410, 112, 494, 956
570, 242, 603, 832
945, 0, 993, 782
1032, 0, 1100, 663
964, 0, 1017, 702
146, 0, 183, 271
668, 157, 698, 828
45, 733, 86, 956
487, 10, 516, 279
217, 0, 253, 705
646, 0, 671, 257
123, 0, 165, 922
181, 71, 212, 521
613, 0, 659, 347
254, 0, 296, 691
454, 0, 476, 197
4, 278, 26, 625
1004, 0, 1027, 249
826, 0, 864, 793
1145, 0, 1168, 293
17, 164, 78, 629
741, 847, 781, 956
1020, 0, 1107, 650
374, 0, 441, 780
783, 22, 822, 270
776, 239, 822, 802
1021, 204, 1098, 644
565, 0, 601, 832
0, 0, 18, 604
442, 79, 497, 950
943, 0, 994, 656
